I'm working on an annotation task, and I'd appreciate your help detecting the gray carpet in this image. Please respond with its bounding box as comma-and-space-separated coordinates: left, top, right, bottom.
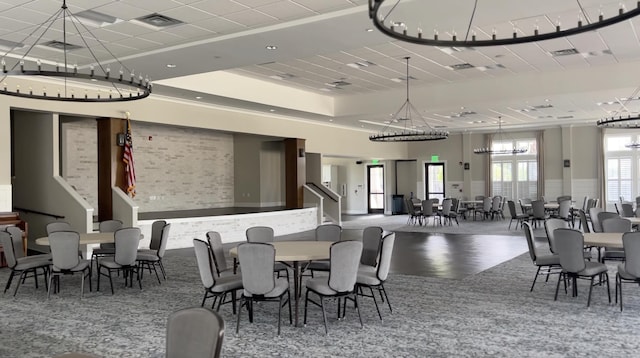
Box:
1, 247, 640, 357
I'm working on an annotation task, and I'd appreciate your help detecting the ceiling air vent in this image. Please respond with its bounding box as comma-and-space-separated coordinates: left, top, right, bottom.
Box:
41, 40, 82, 51
75, 10, 121, 27
347, 60, 376, 69
325, 80, 351, 87
269, 73, 295, 80
532, 104, 553, 109
557, 115, 574, 119
391, 75, 417, 83
550, 48, 579, 56
136, 13, 183, 28
449, 63, 474, 70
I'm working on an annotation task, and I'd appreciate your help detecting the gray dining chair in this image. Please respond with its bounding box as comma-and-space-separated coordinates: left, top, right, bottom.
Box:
530, 200, 548, 228
508, 200, 529, 230
615, 231, 640, 311
48, 231, 92, 298
46, 221, 73, 235
90, 219, 124, 270
356, 232, 395, 320
193, 239, 242, 313
97, 227, 142, 294
306, 224, 343, 276
601, 217, 631, 264
166, 307, 225, 358
236, 242, 291, 335
553, 228, 610, 307
304, 240, 363, 334
206, 231, 234, 277
523, 222, 560, 292
0, 231, 50, 296
360, 226, 384, 268
139, 220, 168, 255
245, 226, 289, 281
588, 207, 604, 232
137, 223, 171, 284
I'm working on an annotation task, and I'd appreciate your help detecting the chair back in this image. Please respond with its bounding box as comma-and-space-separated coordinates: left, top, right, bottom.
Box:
601, 217, 631, 233
49, 231, 81, 270
5, 226, 24, 259
623, 232, 640, 278
206, 232, 228, 274
557, 199, 571, 219
406, 198, 417, 215
507, 200, 517, 217
422, 200, 434, 216
114, 227, 141, 266
361, 226, 383, 267
557, 195, 572, 203
98, 220, 123, 249
246, 226, 274, 243
522, 222, 538, 262
578, 209, 590, 233
166, 307, 225, 358
315, 224, 342, 242
150, 220, 168, 250
620, 203, 635, 217
554, 229, 586, 273
156, 223, 171, 258
441, 199, 452, 215
376, 233, 396, 282
491, 196, 501, 211
99, 220, 123, 233
0, 231, 17, 268
481, 197, 491, 211
597, 211, 619, 232
451, 198, 460, 213
46, 221, 72, 235
544, 218, 569, 253
581, 196, 590, 211
328, 240, 363, 293
589, 207, 604, 232
636, 195, 640, 208
586, 198, 597, 211
193, 239, 216, 289
237, 242, 276, 295
531, 200, 546, 219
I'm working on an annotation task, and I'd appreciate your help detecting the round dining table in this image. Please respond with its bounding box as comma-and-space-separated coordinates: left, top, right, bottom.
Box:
36, 232, 116, 259
229, 240, 332, 327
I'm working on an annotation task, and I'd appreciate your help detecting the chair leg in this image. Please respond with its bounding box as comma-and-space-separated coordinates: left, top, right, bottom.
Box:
320, 296, 328, 334
13, 271, 26, 296
554, 272, 563, 301
587, 276, 595, 307
370, 286, 382, 320
605, 273, 611, 303
47, 272, 54, 299
354, 292, 364, 329
304, 289, 310, 325
530, 266, 541, 292
380, 284, 392, 313
108, 269, 114, 295
4, 270, 15, 294
287, 290, 292, 324
277, 295, 283, 335
236, 297, 244, 334
80, 271, 85, 299
158, 260, 167, 280
232, 290, 237, 314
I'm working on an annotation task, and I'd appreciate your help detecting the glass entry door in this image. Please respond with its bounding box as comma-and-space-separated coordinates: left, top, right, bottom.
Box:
425, 163, 445, 202
368, 165, 384, 213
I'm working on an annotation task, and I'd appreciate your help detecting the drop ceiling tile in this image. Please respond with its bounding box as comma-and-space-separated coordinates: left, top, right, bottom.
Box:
233, 0, 282, 8
191, 17, 245, 33
83, 28, 132, 42
290, 0, 354, 12
190, 0, 249, 16
94, 2, 152, 21
256, 2, 312, 21
104, 21, 158, 37
113, 36, 162, 51
161, 5, 213, 23
221, 9, 277, 28
137, 29, 185, 45
165, 23, 215, 39
127, 0, 182, 13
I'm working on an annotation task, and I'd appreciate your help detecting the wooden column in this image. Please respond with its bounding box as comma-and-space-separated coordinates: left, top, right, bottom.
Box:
96, 118, 126, 221
284, 138, 306, 209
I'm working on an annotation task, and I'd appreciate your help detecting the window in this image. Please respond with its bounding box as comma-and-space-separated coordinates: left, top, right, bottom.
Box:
491, 138, 538, 200
604, 133, 638, 203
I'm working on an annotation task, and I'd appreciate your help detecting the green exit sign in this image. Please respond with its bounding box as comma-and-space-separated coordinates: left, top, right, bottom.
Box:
371, 159, 379, 164
431, 155, 439, 162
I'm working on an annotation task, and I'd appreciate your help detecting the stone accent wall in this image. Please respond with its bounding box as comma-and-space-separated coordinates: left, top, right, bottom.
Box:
62, 119, 98, 210
61, 119, 234, 213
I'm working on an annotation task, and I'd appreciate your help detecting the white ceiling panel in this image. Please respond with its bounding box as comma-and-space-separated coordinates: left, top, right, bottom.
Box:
290, 0, 355, 13
94, 2, 153, 21
221, 9, 277, 28
191, 17, 245, 33
161, 5, 214, 23
126, 0, 182, 13
190, 0, 248, 16
256, 2, 312, 21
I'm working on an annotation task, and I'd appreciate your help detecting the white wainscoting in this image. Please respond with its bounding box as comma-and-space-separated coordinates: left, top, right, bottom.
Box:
544, 179, 564, 200
137, 207, 318, 249
470, 180, 485, 198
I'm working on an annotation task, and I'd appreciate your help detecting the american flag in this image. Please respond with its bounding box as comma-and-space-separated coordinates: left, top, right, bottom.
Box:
123, 115, 136, 197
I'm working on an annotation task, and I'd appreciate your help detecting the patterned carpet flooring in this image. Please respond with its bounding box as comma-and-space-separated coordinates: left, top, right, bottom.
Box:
1, 243, 640, 357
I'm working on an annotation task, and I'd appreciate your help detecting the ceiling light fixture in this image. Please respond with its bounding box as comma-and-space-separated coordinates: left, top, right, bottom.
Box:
368, 0, 640, 47
474, 117, 527, 155
166, 64, 177, 68
265, 45, 277, 50
0, 0, 150, 102
626, 142, 640, 148
369, 57, 448, 142
597, 114, 640, 128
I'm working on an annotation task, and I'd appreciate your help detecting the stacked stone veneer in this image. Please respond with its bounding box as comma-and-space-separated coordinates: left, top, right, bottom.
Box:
62, 119, 234, 212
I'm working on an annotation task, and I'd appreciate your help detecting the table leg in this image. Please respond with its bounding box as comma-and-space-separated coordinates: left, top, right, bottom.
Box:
292, 261, 300, 327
